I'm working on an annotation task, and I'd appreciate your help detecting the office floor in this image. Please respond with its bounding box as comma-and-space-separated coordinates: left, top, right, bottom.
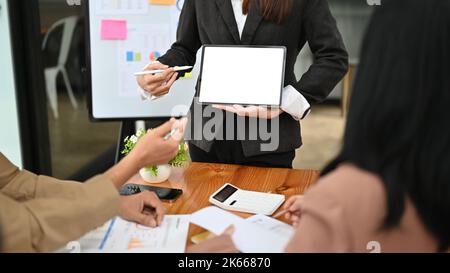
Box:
48, 94, 345, 179
48, 94, 120, 179
292, 105, 345, 170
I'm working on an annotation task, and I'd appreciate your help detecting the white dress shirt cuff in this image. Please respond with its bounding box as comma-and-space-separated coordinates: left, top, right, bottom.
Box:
138, 85, 152, 101
281, 85, 311, 120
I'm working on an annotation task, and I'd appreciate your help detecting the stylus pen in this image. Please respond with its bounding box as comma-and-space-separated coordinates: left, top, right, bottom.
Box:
134, 66, 193, 76
163, 128, 179, 141
137, 66, 192, 100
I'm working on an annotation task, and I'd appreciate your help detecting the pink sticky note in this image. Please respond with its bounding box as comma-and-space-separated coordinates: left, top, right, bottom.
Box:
101, 20, 127, 40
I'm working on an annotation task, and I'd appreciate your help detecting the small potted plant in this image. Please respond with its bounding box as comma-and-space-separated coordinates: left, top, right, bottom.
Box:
122, 130, 189, 184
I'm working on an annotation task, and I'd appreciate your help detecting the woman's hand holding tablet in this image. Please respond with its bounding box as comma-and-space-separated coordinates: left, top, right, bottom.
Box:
212, 104, 284, 119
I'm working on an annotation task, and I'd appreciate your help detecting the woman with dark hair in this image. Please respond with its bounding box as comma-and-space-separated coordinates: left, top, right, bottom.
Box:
137, 0, 348, 168
189, 0, 450, 253
284, 0, 450, 252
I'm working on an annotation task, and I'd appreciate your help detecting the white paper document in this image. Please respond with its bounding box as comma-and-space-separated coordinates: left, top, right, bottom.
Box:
190, 207, 294, 253
77, 221, 112, 252
99, 215, 190, 253
234, 214, 294, 253
190, 206, 244, 235
245, 214, 295, 238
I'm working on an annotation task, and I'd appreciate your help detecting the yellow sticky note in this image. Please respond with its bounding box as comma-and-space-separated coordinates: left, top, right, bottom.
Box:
135, 52, 142, 61
149, 0, 176, 5
181, 72, 193, 79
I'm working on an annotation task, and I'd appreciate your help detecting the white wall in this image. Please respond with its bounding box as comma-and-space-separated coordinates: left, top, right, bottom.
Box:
0, 0, 23, 167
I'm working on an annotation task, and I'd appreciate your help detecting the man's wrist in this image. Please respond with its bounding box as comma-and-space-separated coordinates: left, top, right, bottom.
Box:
124, 151, 143, 175
106, 153, 141, 189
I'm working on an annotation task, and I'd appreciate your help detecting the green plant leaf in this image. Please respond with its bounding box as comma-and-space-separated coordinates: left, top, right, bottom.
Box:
144, 166, 159, 176
169, 143, 189, 167
121, 130, 189, 172
121, 129, 146, 155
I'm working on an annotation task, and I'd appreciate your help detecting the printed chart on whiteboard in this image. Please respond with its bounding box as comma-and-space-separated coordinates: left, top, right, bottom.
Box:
118, 24, 171, 97
89, 0, 198, 120
94, 0, 185, 98
96, 0, 149, 15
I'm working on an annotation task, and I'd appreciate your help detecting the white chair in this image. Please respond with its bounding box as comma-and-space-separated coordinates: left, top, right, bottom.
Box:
42, 16, 79, 119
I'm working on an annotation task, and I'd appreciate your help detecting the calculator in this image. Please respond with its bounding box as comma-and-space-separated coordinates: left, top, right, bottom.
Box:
209, 183, 285, 216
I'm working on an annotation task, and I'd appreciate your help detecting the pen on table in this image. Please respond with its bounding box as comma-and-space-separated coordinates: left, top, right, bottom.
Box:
273, 209, 288, 219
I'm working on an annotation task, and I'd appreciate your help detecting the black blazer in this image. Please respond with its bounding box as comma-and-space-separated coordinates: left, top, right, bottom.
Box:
159, 0, 348, 157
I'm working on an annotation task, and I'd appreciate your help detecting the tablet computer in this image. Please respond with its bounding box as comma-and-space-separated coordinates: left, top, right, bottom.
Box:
198, 45, 286, 107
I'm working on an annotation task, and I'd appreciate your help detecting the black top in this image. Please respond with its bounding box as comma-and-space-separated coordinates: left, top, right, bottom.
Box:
159, 0, 349, 157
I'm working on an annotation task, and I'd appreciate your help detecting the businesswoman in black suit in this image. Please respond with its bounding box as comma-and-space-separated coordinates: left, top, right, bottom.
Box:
137, 0, 348, 168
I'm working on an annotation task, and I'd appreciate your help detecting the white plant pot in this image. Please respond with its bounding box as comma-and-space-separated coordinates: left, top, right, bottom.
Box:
139, 165, 172, 184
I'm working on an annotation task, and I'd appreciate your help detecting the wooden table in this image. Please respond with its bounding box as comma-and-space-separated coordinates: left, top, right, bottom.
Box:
128, 163, 320, 246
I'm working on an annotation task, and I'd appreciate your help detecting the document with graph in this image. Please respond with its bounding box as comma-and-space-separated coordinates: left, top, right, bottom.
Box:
190, 207, 295, 253
98, 215, 190, 253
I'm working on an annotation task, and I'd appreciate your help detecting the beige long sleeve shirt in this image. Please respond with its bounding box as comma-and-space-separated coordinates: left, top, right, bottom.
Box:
0, 153, 120, 253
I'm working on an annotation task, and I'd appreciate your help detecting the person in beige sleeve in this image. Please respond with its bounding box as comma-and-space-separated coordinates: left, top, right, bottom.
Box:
0, 118, 187, 253
188, 0, 450, 253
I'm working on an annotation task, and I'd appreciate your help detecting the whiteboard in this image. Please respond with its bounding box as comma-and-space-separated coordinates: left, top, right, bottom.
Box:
86, 0, 198, 120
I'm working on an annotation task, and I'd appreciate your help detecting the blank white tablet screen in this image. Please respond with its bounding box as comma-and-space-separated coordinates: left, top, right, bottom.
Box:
199, 46, 285, 106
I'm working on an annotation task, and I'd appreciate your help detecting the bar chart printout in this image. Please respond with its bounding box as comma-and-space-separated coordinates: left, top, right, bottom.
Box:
99, 215, 190, 253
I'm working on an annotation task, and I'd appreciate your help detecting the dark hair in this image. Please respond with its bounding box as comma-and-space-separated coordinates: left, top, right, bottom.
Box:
322, 0, 450, 252
243, 0, 293, 24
